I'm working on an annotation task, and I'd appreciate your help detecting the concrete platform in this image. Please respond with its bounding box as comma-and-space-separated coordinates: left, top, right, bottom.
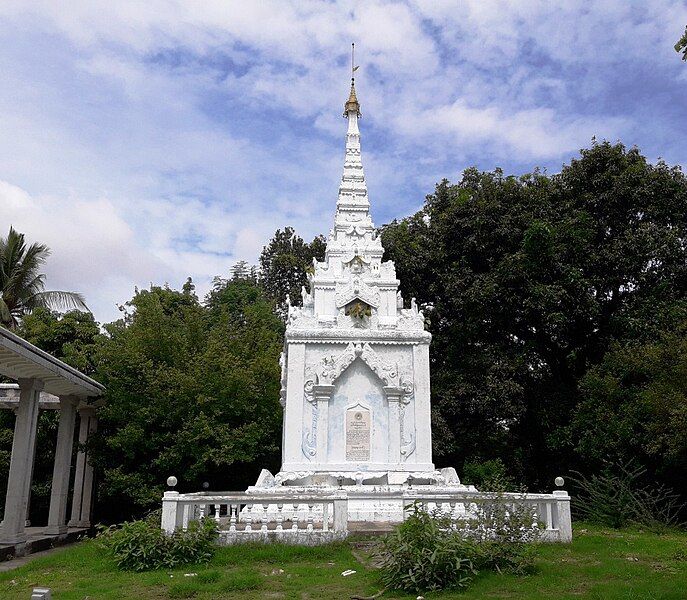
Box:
0, 526, 90, 561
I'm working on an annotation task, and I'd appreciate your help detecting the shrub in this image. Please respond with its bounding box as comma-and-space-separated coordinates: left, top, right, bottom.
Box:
570, 462, 684, 530
377, 504, 477, 593
457, 493, 541, 575
98, 510, 218, 571
378, 498, 542, 593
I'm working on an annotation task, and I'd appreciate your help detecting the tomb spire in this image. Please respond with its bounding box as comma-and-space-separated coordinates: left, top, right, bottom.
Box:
329, 45, 379, 261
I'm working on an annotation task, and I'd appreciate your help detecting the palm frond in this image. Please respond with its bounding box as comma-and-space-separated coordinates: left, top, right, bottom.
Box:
29, 290, 89, 313
0, 297, 13, 328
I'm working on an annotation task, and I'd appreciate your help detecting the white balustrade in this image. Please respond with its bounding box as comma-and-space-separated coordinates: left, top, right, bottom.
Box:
161, 488, 570, 545
402, 490, 572, 543
161, 491, 349, 545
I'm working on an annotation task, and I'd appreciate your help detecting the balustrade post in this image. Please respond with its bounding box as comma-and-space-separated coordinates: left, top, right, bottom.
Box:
553, 490, 572, 543
161, 492, 180, 534
332, 494, 348, 534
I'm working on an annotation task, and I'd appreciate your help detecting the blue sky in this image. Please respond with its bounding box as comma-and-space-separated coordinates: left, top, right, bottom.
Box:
1, 1, 686, 323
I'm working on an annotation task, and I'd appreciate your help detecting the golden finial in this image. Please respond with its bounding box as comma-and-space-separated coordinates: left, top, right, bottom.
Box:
344, 42, 361, 117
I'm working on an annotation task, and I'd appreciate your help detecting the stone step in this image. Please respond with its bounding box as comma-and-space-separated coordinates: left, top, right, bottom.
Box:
347, 521, 396, 534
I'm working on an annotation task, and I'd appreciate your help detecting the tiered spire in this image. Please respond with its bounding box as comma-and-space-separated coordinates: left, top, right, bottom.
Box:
337, 78, 368, 212
326, 48, 383, 264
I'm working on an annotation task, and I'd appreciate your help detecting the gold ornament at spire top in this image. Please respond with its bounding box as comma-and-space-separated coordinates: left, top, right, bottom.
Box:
344, 78, 361, 117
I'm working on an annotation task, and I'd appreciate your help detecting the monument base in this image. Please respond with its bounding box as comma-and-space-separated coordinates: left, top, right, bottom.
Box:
245, 467, 475, 524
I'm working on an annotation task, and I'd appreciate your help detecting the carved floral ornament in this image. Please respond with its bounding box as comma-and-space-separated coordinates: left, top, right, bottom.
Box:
310, 342, 400, 388
335, 277, 380, 309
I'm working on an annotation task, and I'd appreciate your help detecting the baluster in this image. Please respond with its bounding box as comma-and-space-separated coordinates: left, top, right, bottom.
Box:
182, 504, 190, 530
291, 505, 299, 531
213, 504, 221, 524
261, 503, 269, 532
322, 502, 329, 531
449, 501, 456, 522
245, 504, 253, 531
229, 504, 237, 532
276, 504, 284, 531
307, 503, 314, 532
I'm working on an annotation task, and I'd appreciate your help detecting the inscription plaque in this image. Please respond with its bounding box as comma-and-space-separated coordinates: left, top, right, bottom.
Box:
346, 408, 370, 461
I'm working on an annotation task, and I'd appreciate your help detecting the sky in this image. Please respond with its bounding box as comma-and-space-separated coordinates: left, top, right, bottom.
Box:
1, 1, 686, 324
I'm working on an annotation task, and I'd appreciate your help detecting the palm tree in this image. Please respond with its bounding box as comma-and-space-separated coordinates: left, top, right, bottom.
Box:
0, 227, 89, 329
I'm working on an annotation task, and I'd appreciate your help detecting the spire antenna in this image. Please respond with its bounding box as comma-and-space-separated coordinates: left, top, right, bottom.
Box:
351, 42, 355, 81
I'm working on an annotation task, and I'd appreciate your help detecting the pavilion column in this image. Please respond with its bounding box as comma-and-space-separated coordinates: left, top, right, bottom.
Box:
45, 396, 78, 535
68, 406, 97, 528
0, 378, 43, 544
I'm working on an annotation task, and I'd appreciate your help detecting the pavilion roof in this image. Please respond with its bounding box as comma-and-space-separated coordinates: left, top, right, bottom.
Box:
0, 327, 104, 398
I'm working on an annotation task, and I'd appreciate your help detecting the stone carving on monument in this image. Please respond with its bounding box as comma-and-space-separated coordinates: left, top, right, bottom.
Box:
247, 73, 472, 522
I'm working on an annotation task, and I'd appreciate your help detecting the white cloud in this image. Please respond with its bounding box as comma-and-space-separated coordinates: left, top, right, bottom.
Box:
399, 100, 628, 160
0, 0, 685, 323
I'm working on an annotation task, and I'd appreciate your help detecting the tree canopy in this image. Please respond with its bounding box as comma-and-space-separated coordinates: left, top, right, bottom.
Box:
259, 227, 325, 317
381, 141, 687, 489
91, 279, 284, 521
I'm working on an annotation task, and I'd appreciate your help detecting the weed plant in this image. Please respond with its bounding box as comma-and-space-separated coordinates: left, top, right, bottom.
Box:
570, 462, 684, 530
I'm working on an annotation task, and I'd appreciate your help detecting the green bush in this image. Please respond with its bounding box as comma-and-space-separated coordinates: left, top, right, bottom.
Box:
457, 493, 541, 575
378, 500, 541, 593
377, 504, 477, 593
98, 511, 218, 571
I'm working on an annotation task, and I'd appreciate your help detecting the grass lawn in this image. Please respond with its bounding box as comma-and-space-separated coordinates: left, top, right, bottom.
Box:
1, 524, 686, 599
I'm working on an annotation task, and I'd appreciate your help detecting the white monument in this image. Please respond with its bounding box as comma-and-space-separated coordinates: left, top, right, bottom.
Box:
250, 75, 468, 521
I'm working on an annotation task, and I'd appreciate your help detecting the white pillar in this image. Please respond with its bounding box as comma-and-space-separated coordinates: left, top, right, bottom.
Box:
0, 378, 43, 544
385, 387, 402, 465
45, 396, 78, 535
553, 490, 573, 543
161, 491, 180, 534
412, 344, 433, 465
68, 406, 97, 528
282, 343, 305, 469
313, 384, 334, 463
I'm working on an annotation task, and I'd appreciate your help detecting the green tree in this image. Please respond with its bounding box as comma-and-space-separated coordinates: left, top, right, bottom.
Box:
259, 227, 325, 317
0, 227, 88, 328
572, 322, 687, 493
381, 141, 687, 490
92, 280, 284, 521
675, 25, 687, 60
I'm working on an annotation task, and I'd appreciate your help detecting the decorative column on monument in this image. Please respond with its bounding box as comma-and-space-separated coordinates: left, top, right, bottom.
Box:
249, 51, 466, 521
